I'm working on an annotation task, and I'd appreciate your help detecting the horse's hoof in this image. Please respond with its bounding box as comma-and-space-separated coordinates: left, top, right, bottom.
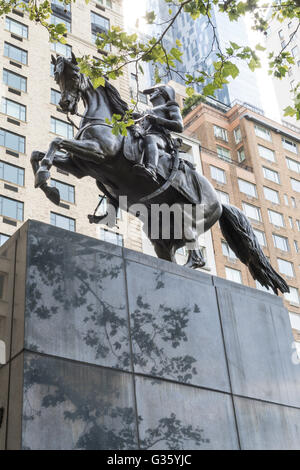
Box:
43, 187, 60, 206
35, 170, 50, 188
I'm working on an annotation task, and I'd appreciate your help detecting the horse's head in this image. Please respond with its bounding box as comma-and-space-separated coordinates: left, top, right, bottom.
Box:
51, 53, 89, 115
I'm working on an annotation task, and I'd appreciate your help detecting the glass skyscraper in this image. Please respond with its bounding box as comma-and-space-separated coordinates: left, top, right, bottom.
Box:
146, 0, 263, 110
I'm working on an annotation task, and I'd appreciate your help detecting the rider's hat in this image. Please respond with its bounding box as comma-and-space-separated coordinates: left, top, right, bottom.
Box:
143, 84, 175, 102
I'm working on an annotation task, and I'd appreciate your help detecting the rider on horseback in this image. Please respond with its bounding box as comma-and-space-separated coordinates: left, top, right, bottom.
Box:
133, 84, 184, 181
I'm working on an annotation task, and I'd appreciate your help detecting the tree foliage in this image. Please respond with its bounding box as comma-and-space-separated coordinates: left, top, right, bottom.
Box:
1, 0, 300, 126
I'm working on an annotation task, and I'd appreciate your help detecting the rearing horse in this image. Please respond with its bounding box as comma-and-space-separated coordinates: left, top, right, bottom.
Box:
31, 53, 289, 295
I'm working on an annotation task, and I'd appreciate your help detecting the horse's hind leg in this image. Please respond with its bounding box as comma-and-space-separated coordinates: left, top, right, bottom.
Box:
152, 240, 177, 263
185, 248, 206, 269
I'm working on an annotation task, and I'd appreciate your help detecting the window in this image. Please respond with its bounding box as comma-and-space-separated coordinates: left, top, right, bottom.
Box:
100, 229, 123, 247
225, 267, 242, 284
263, 167, 280, 184
234, 127, 242, 144
0, 195, 23, 221
258, 145, 275, 162
210, 166, 226, 184
0, 161, 24, 186
284, 194, 289, 206
278, 29, 284, 39
51, 42, 72, 58
291, 178, 300, 193
96, 196, 121, 219
284, 287, 300, 305
177, 246, 187, 256
291, 197, 296, 208
0, 233, 9, 246
50, 179, 75, 203
238, 179, 257, 198
0, 129, 25, 153
4, 42, 28, 65
52, 0, 71, 11
2, 97, 26, 121
263, 186, 280, 204
289, 312, 300, 331
256, 280, 273, 293
5, 17, 28, 38
278, 258, 294, 277
286, 157, 300, 173
222, 241, 237, 259
216, 189, 230, 205
50, 212, 75, 231
91, 11, 110, 33
237, 147, 245, 162
217, 146, 231, 161
214, 125, 228, 142
255, 125, 272, 142
50, 14, 71, 32
295, 240, 299, 253
292, 45, 299, 58
289, 217, 294, 229
96, 0, 113, 8
297, 220, 300, 231
273, 234, 289, 251
282, 137, 298, 154
51, 89, 61, 106
3, 69, 27, 92
268, 209, 284, 227
253, 229, 266, 247
51, 117, 73, 138
242, 202, 261, 221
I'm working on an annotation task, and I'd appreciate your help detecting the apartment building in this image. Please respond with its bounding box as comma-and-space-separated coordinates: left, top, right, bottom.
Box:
183, 97, 300, 349
0, 0, 144, 252
265, 14, 300, 128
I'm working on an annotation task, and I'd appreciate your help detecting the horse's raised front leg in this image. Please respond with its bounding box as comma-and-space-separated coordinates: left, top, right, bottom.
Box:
35, 137, 104, 189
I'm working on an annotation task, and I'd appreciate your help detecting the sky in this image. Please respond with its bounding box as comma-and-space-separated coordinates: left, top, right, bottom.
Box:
123, 0, 280, 121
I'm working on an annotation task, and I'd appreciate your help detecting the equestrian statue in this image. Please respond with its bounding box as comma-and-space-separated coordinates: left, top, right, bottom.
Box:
31, 53, 289, 295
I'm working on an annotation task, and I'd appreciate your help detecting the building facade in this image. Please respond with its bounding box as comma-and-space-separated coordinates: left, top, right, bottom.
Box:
183, 97, 300, 349
265, 14, 300, 128
0, 0, 144, 253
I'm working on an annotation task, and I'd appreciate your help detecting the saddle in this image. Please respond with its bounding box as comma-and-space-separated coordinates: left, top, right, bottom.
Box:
123, 129, 202, 204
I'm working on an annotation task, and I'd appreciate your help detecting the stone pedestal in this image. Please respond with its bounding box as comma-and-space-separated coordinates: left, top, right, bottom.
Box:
1, 220, 300, 450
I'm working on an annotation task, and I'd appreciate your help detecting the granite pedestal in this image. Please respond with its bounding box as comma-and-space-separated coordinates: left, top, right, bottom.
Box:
1, 220, 300, 450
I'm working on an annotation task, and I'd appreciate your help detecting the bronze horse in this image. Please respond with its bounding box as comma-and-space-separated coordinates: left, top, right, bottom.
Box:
31, 54, 288, 295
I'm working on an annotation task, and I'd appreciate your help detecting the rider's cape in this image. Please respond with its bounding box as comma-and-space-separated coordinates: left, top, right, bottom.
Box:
123, 131, 202, 205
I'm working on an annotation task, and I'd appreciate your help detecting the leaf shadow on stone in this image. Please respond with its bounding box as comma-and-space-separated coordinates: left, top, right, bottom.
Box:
23, 355, 209, 450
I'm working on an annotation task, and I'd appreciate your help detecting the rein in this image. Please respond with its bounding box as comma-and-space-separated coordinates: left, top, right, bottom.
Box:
65, 109, 179, 204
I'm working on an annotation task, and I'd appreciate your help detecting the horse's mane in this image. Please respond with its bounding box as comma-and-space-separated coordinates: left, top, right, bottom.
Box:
103, 79, 129, 117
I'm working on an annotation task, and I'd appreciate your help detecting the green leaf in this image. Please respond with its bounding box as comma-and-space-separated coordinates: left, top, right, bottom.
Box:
92, 76, 105, 89
255, 43, 266, 51
284, 106, 296, 117
186, 87, 195, 97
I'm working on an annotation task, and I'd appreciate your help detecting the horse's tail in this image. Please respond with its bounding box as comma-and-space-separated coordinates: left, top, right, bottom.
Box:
219, 204, 289, 295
